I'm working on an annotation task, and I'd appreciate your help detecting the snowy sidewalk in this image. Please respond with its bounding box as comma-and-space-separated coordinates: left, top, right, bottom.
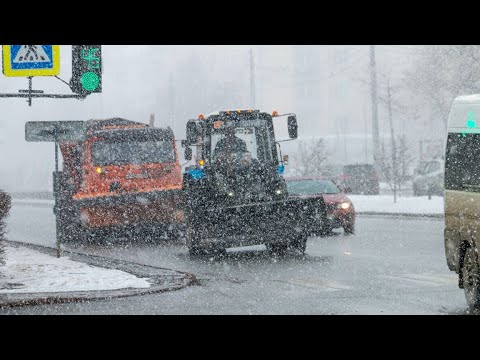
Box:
349, 195, 444, 217
0, 246, 150, 294
0, 242, 196, 308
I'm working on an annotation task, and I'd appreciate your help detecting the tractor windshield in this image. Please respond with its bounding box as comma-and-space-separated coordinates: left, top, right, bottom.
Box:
207, 120, 273, 167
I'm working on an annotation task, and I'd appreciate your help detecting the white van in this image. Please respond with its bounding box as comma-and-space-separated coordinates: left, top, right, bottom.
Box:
444, 94, 480, 310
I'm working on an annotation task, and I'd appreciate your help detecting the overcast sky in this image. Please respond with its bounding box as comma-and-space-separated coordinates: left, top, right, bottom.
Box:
0, 45, 423, 191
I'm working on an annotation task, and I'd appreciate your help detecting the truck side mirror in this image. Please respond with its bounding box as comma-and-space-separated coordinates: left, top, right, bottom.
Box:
288, 115, 298, 139
184, 146, 192, 161
186, 120, 200, 145
283, 155, 289, 165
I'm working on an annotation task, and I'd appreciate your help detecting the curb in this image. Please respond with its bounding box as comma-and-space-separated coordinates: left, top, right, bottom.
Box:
0, 241, 197, 308
357, 212, 443, 219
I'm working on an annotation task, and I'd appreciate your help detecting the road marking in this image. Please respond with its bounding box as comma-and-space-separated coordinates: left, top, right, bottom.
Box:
281, 278, 351, 292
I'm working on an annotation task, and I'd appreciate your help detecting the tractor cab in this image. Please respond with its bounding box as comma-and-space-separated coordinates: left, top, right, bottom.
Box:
183, 110, 298, 204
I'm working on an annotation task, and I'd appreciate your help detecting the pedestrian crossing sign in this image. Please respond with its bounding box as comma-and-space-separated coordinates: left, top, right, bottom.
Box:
2, 45, 60, 77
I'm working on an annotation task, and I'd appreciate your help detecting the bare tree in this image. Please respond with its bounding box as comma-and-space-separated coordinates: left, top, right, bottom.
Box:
397, 136, 414, 195
377, 136, 414, 203
373, 76, 415, 202
0, 190, 11, 268
405, 45, 480, 130
295, 139, 330, 176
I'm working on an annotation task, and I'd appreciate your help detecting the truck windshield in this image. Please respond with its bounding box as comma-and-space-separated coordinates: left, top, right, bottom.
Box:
91, 140, 175, 166
208, 123, 273, 165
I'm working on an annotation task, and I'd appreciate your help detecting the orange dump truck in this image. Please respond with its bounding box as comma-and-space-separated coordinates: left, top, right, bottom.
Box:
52, 118, 184, 242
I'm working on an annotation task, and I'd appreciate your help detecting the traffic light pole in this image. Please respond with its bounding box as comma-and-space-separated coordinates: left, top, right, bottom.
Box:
1, 45, 101, 106
28, 76, 32, 106
0, 92, 86, 99
54, 137, 61, 258
0, 75, 87, 106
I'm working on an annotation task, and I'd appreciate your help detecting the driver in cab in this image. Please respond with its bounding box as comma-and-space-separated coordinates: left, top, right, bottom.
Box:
213, 132, 254, 170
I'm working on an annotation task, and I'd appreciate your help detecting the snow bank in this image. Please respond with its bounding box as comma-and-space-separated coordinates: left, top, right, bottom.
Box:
349, 195, 444, 215
0, 246, 151, 294
11, 194, 443, 216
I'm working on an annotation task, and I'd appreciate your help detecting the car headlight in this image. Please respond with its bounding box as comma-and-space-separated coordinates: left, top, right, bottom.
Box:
339, 202, 350, 210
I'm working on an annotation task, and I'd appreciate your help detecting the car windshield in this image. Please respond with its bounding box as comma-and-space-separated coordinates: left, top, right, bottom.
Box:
91, 140, 175, 166
287, 179, 340, 195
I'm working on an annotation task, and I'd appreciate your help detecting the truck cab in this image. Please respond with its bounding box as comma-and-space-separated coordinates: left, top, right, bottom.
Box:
55, 118, 184, 241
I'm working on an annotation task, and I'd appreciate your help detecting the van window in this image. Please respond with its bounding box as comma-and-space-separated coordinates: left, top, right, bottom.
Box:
445, 133, 480, 190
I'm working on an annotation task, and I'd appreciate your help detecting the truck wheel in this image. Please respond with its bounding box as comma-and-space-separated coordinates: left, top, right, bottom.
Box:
291, 233, 307, 254
187, 235, 200, 256
57, 220, 71, 244
186, 225, 203, 256
59, 221, 92, 245
166, 227, 181, 240
344, 224, 355, 234
56, 209, 82, 244
188, 242, 226, 258
266, 243, 289, 256
463, 245, 480, 311
319, 225, 333, 236
188, 245, 201, 256
204, 245, 227, 258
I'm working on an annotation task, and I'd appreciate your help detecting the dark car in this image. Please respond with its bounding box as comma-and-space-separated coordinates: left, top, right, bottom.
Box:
286, 177, 355, 234
340, 164, 379, 195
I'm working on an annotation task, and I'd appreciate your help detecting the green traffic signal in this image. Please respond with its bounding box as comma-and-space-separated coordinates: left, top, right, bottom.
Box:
70, 45, 102, 95
81, 72, 100, 91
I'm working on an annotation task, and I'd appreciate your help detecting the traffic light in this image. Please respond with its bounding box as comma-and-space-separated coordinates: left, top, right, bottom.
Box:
70, 45, 102, 95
